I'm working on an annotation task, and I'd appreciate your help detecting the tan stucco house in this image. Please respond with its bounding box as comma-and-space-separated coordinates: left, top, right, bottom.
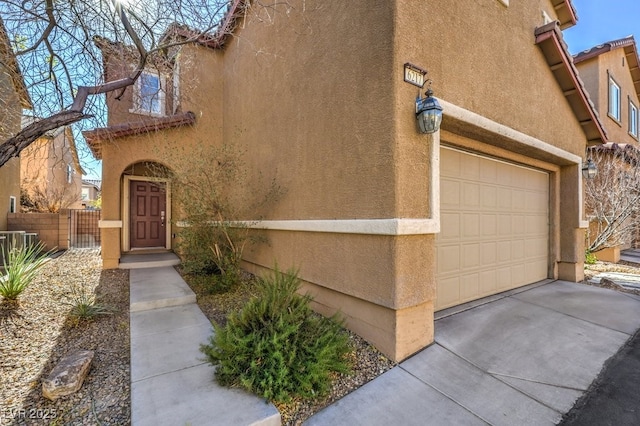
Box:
574, 36, 640, 147
574, 36, 640, 260
81, 179, 101, 207
0, 17, 32, 231
20, 120, 84, 212
85, 0, 606, 361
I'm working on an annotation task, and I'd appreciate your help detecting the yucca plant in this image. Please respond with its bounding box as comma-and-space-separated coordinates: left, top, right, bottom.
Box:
0, 242, 50, 300
65, 284, 113, 324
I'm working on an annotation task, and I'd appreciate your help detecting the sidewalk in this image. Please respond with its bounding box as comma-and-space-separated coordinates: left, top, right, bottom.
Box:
127, 256, 280, 426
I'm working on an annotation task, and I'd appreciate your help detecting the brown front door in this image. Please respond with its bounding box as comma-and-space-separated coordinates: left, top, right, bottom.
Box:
130, 180, 167, 248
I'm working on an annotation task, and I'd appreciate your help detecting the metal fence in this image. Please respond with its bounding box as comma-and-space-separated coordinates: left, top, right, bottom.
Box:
68, 209, 101, 248
0, 231, 41, 266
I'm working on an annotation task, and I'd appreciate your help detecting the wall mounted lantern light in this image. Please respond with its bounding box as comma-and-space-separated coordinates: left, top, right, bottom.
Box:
582, 157, 597, 179
415, 87, 443, 134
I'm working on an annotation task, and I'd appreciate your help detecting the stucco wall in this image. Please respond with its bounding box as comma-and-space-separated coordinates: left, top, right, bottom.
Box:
395, 0, 587, 160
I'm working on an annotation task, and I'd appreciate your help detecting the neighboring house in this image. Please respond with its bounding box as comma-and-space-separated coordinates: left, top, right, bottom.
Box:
0, 17, 32, 231
81, 179, 101, 207
574, 37, 640, 260
20, 119, 84, 212
574, 36, 640, 147
85, 0, 605, 361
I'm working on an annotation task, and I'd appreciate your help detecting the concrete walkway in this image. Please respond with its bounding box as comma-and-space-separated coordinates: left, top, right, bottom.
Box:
306, 280, 640, 425
127, 254, 280, 426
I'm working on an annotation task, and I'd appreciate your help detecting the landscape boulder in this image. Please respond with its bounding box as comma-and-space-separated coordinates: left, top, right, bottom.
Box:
42, 350, 94, 401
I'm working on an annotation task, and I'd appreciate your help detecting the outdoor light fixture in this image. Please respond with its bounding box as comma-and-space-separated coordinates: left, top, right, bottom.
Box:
582, 158, 597, 179
415, 88, 443, 134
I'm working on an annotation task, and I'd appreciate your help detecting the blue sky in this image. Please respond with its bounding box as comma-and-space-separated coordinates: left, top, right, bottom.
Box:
563, 0, 640, 54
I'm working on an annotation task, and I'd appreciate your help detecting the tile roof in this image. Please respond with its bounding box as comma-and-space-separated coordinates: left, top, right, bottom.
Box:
535, 21, 607, 145
83, 111, 196, 160
163, 0, 248, 50
82, 179, 101, 190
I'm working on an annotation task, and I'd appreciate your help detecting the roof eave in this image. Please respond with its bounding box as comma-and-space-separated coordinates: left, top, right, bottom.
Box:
83, 111, 197, 160
535, 22, 607, 145
551, 0, 578, 30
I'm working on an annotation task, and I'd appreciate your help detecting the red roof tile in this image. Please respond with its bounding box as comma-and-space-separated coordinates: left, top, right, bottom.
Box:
83, 111, 196, 159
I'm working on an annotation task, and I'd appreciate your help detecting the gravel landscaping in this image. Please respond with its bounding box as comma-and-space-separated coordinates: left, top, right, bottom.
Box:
584, 260, 640, 296
0, 249, 130, 426
2, 249, 637, 426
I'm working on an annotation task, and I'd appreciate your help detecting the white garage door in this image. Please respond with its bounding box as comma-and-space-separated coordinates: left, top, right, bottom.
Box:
436, 147, 549, 311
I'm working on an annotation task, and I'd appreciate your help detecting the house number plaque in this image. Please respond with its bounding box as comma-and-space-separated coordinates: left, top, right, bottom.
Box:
404, 63, 428, 88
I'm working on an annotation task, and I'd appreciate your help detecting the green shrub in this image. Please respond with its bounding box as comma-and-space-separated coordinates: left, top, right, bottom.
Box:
64, 283, 113, 324
0, 242, 50, 300
585, 250, 598, 265
200, 266, 352, 403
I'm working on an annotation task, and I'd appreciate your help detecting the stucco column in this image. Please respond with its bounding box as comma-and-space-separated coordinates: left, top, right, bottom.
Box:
99, 166, 122, 269
557, 164, 585, 282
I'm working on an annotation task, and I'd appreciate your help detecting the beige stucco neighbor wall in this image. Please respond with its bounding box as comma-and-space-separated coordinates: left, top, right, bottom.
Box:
21, 130, 83, 211
577, 50, 640, 145
0, 70, 22, 231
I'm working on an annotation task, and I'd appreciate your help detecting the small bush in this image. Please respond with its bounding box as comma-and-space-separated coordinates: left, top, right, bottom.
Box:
0, 242, 49, 300
585, 250, 598, 265
200, 266, 352, 403
64, 284, 113, 324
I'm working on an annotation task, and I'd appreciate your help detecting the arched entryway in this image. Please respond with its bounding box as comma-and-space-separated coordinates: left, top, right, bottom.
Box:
121, 161, 172, 252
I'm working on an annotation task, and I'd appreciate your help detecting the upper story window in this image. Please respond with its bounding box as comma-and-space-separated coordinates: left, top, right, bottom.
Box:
608, 75, 621, 122
629, 99, 638, 138
132, 70, 166, 116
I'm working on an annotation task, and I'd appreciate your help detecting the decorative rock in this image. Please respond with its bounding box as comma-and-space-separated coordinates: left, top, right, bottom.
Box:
42, 350, 95, 401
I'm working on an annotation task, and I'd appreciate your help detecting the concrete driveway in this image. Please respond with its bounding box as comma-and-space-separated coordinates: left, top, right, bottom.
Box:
305, 280, 640, 425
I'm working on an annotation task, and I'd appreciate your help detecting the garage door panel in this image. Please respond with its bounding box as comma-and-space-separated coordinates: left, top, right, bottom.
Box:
498, 214, 513, 235
461, 155, 480, 179
511, 240, 525, 260
438, 245, 461, 274
441, 179, 461, 207
462, 213, 480, 237
441, 212, 461, 239
481, 214, 497, 236
460, 274, 480, 300
436, 147, 549, 311
479, 270, 497, 293
511, 214, 525, 234
498, 188, 512, 208
481, 242, 497, 264
438, 276, 461, 306
462, 182, 481, 208
462, 244, 480, 269
480, 160, 498, 183
497, 241, 511, 262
